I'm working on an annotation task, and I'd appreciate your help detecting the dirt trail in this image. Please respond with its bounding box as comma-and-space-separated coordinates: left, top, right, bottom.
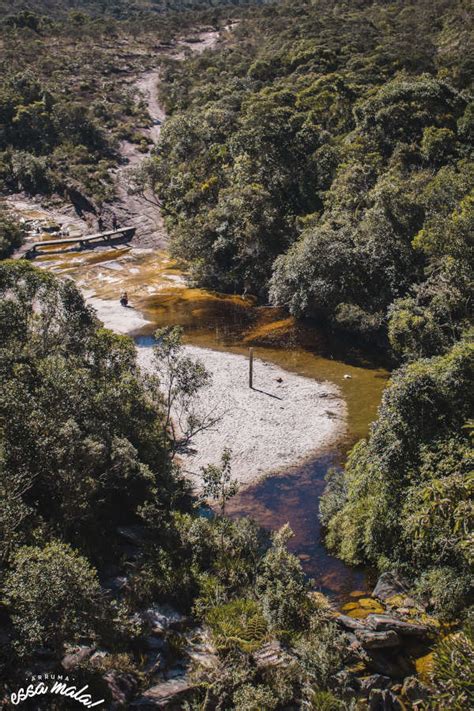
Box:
8, 28, 221, 253
109, 28, 220, 249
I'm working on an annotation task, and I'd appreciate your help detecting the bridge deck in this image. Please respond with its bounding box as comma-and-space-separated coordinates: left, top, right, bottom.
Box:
30, 226, 134, 251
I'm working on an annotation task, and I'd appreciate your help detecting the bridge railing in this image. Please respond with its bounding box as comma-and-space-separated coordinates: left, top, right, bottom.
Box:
26, 227, 135, 256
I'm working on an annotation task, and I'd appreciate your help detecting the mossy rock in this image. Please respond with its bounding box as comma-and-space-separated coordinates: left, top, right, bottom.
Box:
346, 607, 371, 619
358, 598, 385, 612
417, 612, 442, 630
386, 594, 413, 608
341, 602, 359, 612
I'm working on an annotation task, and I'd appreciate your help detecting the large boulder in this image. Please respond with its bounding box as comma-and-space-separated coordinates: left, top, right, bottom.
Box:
372, 573, 407, 602
401, 676, 431, 704
355, 629, 401, 649
334, 614, 365, 631
142, 605, 190, 634
183, 629, 218, 670
358, 674, 392, 697
103, 670, 138, 708
366, 615, 429, 639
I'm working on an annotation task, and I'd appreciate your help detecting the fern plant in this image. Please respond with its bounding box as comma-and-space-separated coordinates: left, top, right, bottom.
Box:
206, 599, 268, 654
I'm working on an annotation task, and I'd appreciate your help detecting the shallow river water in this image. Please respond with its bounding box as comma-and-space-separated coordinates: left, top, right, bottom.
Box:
31, 240, 388, 600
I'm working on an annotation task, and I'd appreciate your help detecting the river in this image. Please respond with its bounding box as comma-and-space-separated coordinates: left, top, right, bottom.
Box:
8, 26, 389, 602
21, 240, 388, 600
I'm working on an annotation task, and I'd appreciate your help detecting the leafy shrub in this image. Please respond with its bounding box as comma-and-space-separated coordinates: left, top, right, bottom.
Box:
233, 683, 278, 711
0, 211, 24, 258
319, 468, 346, 528
3, 541, 104, 654
415, 567, 473, 620
294, 620, 347, 695
256, 525, 311, 632
324, 341, 474, 596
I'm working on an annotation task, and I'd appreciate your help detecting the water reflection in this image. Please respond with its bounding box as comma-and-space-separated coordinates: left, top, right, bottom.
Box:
227, 452, 371, 600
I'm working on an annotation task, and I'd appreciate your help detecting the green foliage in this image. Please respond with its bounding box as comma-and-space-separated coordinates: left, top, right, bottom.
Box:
183, 514, 265, 614
319, 468, 346, 529
3, 541, 103, 654
324, 341, 474, 617
304, 690, 347, 711
294, 619, 347, 697
415, 568, 473, 620
0, 210, 24, 258
0, 261, 183, 560
206, 598, 268, 653
0, 3, 241, 204
256, 524, 311, 633
233, 683, 278, 711
201, 447, 238, 516
429, 627, 474, 709
152, 325, 213, 455
150, 0, 473, 353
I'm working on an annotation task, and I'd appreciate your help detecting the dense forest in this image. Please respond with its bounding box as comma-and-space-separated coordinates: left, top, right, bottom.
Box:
0, 260, 360, 709
150, 0, 472, 345
0, 0, 473, 708
146, 0, 473, 603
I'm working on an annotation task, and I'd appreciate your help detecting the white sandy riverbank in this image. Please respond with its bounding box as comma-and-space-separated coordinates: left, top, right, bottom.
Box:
86, 295, 347, 488
137, 345, 346, 489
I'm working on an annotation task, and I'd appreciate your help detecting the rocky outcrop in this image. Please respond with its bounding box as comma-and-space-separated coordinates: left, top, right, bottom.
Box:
358, 674, 392, 696
183, 628, 218, 670
366, 649, 414, 679
366, 615, 429, 639
401, 676, 431, 704
61, 645, 95, 671
335, 614, 365, 631
372, 573, 407, 602
130, 677, 195, 709
142, 604, 190, 634
103, 670, 138, 708
355, 629, 401, 649
369, 688, 404, 710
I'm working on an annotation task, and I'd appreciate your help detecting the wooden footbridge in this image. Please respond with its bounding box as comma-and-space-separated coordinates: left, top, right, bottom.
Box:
21, 226, 135, 258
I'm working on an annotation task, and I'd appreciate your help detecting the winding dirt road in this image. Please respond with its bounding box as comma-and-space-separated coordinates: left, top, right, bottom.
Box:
109, 28, 220, 249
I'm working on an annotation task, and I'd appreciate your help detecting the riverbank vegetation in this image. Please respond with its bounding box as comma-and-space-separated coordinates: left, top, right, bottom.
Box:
0, 261, 353, 708
149, 0, 472, 351
148, 0, 473, 600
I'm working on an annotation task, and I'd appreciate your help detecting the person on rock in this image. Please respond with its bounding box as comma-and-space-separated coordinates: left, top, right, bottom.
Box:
120, 291, 128, 307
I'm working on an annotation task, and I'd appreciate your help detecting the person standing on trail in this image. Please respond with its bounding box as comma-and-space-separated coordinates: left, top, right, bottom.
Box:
98, 215, 104, 232
112, 214, 118, 231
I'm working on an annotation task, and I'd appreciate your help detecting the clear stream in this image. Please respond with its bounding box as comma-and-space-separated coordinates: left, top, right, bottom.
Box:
30, 240, 388, 600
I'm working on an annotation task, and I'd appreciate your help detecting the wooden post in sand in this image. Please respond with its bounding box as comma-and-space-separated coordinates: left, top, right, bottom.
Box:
249, 347, 254, 389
